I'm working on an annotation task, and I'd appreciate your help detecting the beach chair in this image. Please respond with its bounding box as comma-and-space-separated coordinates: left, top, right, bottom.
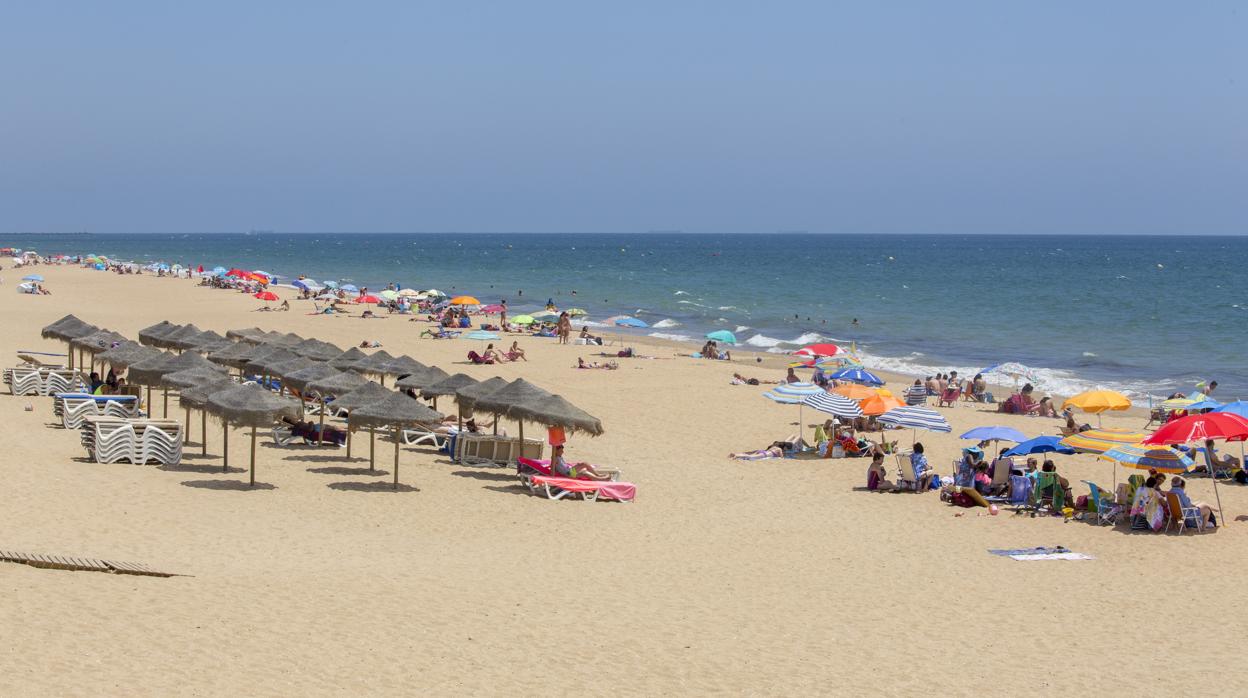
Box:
516, 457, 621, 492
466, 350, 494, 365
401, 427, 447, 449
936, 387, 961, 407
1080, 480, 1118, 526
271, 426, 297, 446
1030, 472, 1065, 515
529, 475, 635, 503
894, 454, 922, 492
1164, 493, 1204, 533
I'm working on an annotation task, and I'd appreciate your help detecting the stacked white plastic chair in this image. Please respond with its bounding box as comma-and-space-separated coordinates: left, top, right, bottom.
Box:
80, 417, 183, 465
55, 394, 141, 429
6, 367, 86, 396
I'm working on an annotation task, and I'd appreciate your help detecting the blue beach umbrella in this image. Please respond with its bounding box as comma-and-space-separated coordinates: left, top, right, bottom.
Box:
827, 368, 884, 386
1186, 398, 1223, 412
322, 280, 339, 289
706, 330, 737, 345
1214, 401, 1248, 419
22, 274, 44, 282
959, 426, 1026, 443
340, 284, 359, 293
763, 382, 825, 442
801, 391, 863, 418
613, 317, 648, 328
1003, 435, 1076, 457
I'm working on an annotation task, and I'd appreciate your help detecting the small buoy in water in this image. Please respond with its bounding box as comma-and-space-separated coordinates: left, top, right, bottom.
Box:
1156, 263, 1164, 269
887, 256, 895, 261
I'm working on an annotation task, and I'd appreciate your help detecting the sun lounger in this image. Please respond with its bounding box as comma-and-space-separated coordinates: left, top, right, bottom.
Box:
401, 427, 447, 449
6, 367, 87, 396
16, 353, 65, 368
80, 417, 183, 465
516, 457, 621, 492
54, 393, 141, 429
529, 475, 635, 502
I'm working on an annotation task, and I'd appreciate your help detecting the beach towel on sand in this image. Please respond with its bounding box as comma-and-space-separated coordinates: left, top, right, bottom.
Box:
989, 547, 1093, 561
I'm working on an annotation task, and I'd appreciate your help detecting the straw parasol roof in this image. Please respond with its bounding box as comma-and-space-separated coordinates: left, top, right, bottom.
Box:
178, 329, 227, 352
268, 356, 319, 380
274, 332, 305, 347
292, 338, 344, 362
509, 393, 604, 436
421, 373, 479, 399
161, 365, 230, 390
42, 315, 99, 342
329, 382, 395, 412
129, 351, 223, 387
473, 378, 552, 416
347, 393, 443, 429
205, 383, 300, 428
454, 376, 510, 411
305, 370, 369, 397
282, 363, 342, 392
328, 347, 370, 370
246, 348, 301, 376
179, 377, 234, 409
137, 320, 179, 346
151, 323, 204, 350
349, 350, 395, 376
383, 355, 426, 377
208, 342, 269, 369
395, 365, 450, 391
226, 327, 266, 343
70, 329, 129, 354
97, 341, 161, 369
190, 338, 234, 356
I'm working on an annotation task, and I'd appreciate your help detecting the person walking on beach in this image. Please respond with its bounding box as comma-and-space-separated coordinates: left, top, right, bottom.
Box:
499, 299, 507, 329
556, 311, 572, 344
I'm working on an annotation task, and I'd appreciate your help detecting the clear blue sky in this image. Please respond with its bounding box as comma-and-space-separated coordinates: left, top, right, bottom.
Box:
2, 2, 1244, 234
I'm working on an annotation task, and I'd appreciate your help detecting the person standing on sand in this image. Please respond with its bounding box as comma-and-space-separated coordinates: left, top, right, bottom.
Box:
557, 311, 571, 345
499, 299, 507, 329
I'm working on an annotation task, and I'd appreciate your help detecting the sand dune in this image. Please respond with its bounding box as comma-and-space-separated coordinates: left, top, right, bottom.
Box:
1, 264, 1245, 695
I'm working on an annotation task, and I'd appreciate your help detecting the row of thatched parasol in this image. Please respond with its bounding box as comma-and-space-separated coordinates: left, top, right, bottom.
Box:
39, 315, 604, 489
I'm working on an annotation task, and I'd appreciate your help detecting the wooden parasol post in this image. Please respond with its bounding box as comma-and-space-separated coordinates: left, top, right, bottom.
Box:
393, 425, 401, 490
184, 406, 191, 444
222, 418, 229, 472
318, 395, 326, 447
163, 388, 169, 418
369, 426, 375, 471
249, 425, 257, 486
201, 410, 207, 455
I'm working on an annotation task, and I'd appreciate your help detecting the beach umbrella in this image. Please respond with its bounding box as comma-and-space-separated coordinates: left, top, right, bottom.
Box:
328, 347, 370, 371
510, 393, 604, 436
226, 327, 267, 343
254, 291, 280, 302
378, 289, 400, 301
959, 426, 1026, 443
1063, 390, 1131, 426
878, 406, 952, 446
1003, 436, 1076, 457
1098, 444, 1194, 474
858, 394, 906, 416
421, 373, 480, 414
182, 330, 229, 354
1058, 428, 1145, 454
206, 384, 300, 484
268, 357, 320, 386
163, 366, 234, 443
331, 382, 394, 413
832, 383, 877, 400
178, 376, 234, 456
152, 323, 204, 351
512, 314, 536, 326
1214, 401, 1248, 419
424, 289, 445, 298
355, 294, 382, 304
22, 274, 44, 282
42, 315, 99, 369
449, 295, 480, 306
565, 308, 588, 317
980, 362, 1041, 387
97, 341, 161, 372
1143, 412, 1248, 446
129, 351, 225, 417
340, 284, 359, 293
305, 370, 371, 450
466, 330, 500, 342
70, 329, 129, 371
349, 350, 395, 381
609, 316, 648, 328
827, 368, 884, 386
396, 288, 421, 298
136, 321, 180, 347
454, 376, 510, 434
1160, 395, 1199, 411
763, 382, 824, 442
246, 348, 301, 382
706, 330, 737, 345
292, 338, 344, 362
473, 378, 554, 450
394, 365, 450, 392
801, 391, 864, 419
381, 355, 427, 378
208, 342, 272, 371
1186, 398, 1224, 412
531, 311, 560, 323
282, 363, 342, 394
322, 280, 339, 289
795, 343, 843, 358
225, 269, 248, 278
347, 393, 443, 487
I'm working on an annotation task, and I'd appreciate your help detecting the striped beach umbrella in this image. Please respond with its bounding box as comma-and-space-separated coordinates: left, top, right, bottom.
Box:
763, 382, 825, 443
1160, 395, 1199, 411
878, 406, 951, 433
801, 391, 863, 419
1097, 444, 1194, 474
1058, 428, 1145, 454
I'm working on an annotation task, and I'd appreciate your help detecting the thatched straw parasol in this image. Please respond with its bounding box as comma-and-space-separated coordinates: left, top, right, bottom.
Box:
292, 338, 343, 362
151, 323, 204, 350
97, 341, 161, 371
394, 365, 450, 392
330, 382, 396, 459
420, 373, 479, 412
349, 350, 396, 383
205, 383, 300, 485
453, 376, 510, 433
383, 355, 426, 377
509, 393, 604, 436
176, 329, 227, 353
328, 347, 369, 370
347, 393, 443, 488
283, 363, 341, 393
245, 348, 301, 380
163, 366, 232, 443
226, 327, 266, 343
472, 378, 553, 449
268, 356, 319, 381
137, 320, 179, 347
274, 332, 305, 347
70, 329, 129, 373
42, 315, 99, 369
208, 342, 269, 371
179, 377, 234, 456
130, 352, 225, 418
304, 370, 370, 451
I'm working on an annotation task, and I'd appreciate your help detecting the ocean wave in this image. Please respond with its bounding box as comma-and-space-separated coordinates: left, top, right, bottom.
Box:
651, 318, 681, 328
673, 290, 689, 296
742, 331, 824, 349
735, 325, 751, 333
648, 332, 693, 342
744, 334, 785, 348
677, 300, 709, 308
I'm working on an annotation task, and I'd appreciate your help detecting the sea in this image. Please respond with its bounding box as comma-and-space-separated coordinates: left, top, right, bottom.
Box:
5, 232, 1247, 401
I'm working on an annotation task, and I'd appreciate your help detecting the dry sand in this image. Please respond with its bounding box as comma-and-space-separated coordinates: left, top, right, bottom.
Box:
1, 264, 1245, 696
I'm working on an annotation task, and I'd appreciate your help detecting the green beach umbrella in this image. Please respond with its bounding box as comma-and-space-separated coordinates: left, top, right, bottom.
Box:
706, 330, 737, 345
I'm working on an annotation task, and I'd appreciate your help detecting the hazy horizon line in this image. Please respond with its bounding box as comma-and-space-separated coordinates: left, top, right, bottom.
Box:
3, 230, 1245, 237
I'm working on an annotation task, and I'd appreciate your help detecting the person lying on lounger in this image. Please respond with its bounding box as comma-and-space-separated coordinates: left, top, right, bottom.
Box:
552, 444, 612, 480
281, 416, 347, 446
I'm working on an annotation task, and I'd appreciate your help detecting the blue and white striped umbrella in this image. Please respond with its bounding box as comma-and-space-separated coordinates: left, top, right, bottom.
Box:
762, 382, 825, 404
801, 390, 863, 418
827, 368, 884, 386
878, 406, 952, 433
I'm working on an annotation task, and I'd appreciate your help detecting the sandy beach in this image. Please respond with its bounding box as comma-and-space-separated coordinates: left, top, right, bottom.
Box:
2, 264, 1246, 696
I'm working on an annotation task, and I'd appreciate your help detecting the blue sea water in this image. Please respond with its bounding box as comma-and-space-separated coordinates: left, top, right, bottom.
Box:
5, 232, 1247, 400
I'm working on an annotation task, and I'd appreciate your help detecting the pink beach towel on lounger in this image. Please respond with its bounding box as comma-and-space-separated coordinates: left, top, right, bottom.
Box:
532, 475, 636, 502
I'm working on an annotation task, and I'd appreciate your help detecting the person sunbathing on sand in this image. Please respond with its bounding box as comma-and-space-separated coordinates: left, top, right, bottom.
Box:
360, 340, 382, 348
576, 357, 618, 370
730, 435, 799, 460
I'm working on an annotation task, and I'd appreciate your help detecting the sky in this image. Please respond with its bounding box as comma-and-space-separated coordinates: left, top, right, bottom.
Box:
1, 2, 1244, 234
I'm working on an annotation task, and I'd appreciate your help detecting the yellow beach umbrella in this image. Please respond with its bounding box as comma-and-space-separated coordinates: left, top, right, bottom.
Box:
1160, 395, 1198, 411
566, 308, 588, 317
874, 388, 894, 397
1059, 428, 1145, 454
1063, 390, 1131, 426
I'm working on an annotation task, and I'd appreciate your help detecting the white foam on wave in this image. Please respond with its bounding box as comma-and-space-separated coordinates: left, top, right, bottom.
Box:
742, 331, 825, 349
580, 320, 609, 328
677, 300, 709, 308
648, 332, 693, 342
735, 325, 751, 333
744, 334, 784, 348
651, 318, 681, 328
673, 290, 689, 296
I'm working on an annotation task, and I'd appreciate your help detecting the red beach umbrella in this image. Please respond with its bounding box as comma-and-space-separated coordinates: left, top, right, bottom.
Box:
1143, 412, 1248, 445
355, 294, 382, 304
254, 291, 280, 302
795, 343, 842, 357
226, 269, 249, 278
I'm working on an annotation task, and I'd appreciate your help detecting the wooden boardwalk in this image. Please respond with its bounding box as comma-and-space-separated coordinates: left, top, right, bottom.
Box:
0, 549, 177, 577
